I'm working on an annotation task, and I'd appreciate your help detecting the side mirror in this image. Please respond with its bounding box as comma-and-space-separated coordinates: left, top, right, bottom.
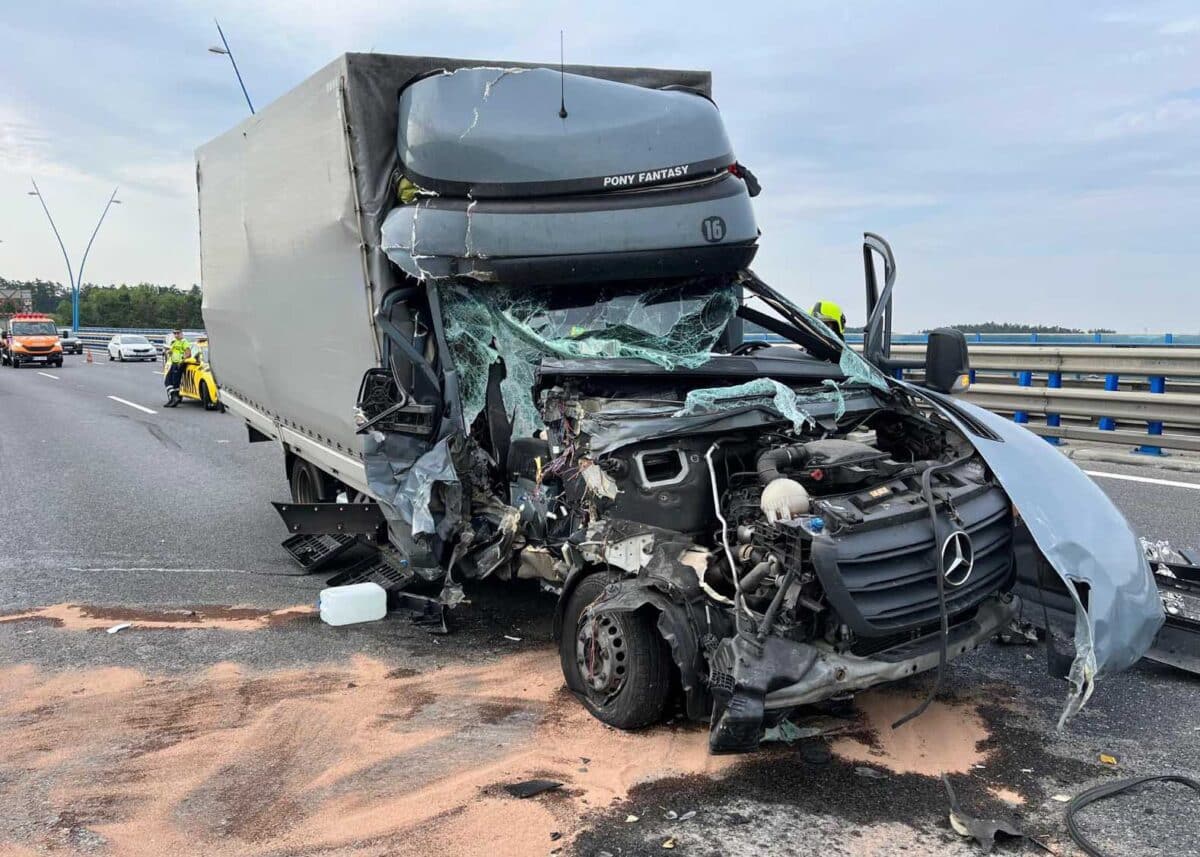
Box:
924, 328, 970, 394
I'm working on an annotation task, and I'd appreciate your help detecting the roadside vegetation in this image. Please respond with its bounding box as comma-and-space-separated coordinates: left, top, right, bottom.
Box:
0, 278, 203, 329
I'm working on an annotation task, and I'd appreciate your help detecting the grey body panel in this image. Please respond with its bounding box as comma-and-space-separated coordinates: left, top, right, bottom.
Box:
923, 389, 1164, 718
398, 67, 732, 197
198, 54, 711, 463
381, 173, 757, 281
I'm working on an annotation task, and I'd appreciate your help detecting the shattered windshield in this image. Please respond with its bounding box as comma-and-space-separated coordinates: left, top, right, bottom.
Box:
440, 279, 738, 438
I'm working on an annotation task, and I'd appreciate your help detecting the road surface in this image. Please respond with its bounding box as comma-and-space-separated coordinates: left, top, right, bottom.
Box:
1, 356, 1197, 856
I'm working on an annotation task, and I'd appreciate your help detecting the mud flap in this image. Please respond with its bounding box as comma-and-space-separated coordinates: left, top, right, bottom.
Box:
272, 501, 387, 535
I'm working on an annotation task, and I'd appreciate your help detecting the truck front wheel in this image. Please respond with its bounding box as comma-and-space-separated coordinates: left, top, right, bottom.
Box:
560, 572, 672, 730
289, 459, 330, 504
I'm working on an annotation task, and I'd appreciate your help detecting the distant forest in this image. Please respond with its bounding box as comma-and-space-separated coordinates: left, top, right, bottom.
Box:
936, 322, 1116, 334
0, 278, 203, 329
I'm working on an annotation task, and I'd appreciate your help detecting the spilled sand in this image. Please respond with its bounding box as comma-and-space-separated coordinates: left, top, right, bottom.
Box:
830, 689, 990, 776
0, 649, 735, 856
0, 603, 314, 631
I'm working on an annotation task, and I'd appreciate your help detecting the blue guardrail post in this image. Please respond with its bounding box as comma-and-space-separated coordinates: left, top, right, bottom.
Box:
1098, 374, 1119, 431
1135, 375, 1167, 456
1044, 371, 1062, 444
1013, 370, 1032, 424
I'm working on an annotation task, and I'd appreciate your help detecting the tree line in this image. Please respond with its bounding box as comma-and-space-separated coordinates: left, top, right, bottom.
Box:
0, 278, 203, 329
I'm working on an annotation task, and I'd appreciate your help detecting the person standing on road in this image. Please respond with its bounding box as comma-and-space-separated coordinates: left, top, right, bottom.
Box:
163, 329, 192, 407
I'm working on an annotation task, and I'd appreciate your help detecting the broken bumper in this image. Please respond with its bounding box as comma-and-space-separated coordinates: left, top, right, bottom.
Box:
763, 594, 1019, 710
707, 594, 1018, 753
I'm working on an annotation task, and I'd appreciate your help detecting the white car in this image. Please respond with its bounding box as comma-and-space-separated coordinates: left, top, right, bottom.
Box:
107, 334, 158, 362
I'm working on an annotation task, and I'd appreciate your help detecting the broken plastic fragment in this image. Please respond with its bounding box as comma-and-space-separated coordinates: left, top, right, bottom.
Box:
106, 623, 131, 634
1099, 753, 1118, 766
503, 779, 562, 799
943, 774, 1029, 853
580, 461, 619, 500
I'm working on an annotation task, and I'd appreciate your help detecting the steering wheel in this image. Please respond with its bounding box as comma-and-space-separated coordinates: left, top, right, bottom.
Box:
731, 340, 773, 356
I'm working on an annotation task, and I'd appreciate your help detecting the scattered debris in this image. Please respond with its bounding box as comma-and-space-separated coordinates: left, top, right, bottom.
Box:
679, 810, 696, 821
106, 623, 132, 634
625, 814, 639, 823
502, 779, 562, 799
943, 775, 1029, 853
549, 831, 562, 841
1098, 753, 1118, 766
1051, 794, 1072, 803
503, 635, 522, 642
1067, 775, 1200, 857
664, 810, 677, 820
854, 766, 889, 779
662, 838, 676, 849
995, 618, 1039, 646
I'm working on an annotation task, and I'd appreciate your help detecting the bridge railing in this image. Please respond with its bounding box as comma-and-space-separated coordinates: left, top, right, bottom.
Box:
888, 344, 1200, 455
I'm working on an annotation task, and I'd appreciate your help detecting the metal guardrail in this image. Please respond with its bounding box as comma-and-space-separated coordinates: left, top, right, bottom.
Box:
884, 344, 1200, 455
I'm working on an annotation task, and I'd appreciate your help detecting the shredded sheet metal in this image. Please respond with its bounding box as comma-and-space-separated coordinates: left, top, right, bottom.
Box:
924, 390, 1164, 723
363, 433, 458, 537
438, 281, 739, 439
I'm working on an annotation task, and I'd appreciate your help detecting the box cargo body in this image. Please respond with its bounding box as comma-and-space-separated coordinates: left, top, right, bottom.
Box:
197, 53, 712, 494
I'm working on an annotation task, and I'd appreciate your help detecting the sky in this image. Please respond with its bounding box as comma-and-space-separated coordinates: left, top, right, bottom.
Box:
1, 0, 1198, 332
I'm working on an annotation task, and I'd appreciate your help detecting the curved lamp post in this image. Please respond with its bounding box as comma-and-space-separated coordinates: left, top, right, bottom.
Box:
27, 181, 122, 332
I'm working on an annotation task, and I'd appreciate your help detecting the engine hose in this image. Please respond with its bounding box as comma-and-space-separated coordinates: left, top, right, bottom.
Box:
737, 558, 778, 593
756, 444, 810, 484
1066, 775, 1200, 857
891, 452, 975, 731
757, 566, 797, 642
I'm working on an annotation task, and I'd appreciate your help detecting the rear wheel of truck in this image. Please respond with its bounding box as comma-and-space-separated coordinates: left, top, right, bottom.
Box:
289, 459, 329, 504
560, 572, 672, 730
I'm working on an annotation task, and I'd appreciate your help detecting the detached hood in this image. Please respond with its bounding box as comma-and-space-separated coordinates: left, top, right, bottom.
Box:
921, 387, 1164, 723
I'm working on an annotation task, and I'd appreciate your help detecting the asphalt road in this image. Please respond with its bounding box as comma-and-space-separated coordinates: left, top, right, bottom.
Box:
1, 355, 1198, 856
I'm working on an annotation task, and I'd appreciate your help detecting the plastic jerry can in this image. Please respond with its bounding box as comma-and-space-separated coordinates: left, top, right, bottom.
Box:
319, 582, 387, 626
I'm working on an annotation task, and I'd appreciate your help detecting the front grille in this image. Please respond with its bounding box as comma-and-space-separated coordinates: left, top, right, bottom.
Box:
22, 345, 52, 353
812, 487, 1014, 637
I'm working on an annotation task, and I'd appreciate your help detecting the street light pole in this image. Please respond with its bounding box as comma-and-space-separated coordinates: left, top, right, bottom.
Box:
209, 20, 255, 115
27, 181, 122, 332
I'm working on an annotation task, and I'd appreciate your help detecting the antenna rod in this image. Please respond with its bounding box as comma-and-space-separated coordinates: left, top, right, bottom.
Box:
558, 30, 568, 119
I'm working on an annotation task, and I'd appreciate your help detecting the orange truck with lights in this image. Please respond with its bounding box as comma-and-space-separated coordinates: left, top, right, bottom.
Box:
1, 313, 64, 369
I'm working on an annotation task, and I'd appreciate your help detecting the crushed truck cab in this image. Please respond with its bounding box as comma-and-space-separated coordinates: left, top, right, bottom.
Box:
199, 53, 1162, 753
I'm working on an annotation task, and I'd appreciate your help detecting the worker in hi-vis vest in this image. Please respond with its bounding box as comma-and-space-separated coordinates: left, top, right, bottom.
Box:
811, 300, 847, 339
163, 329, 192, 407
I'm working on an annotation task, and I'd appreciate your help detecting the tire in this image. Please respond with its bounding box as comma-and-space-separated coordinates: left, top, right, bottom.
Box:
11, 359, 19, 369
560, 572, 672, 730
200, 382, 216, 411
108, 352, 114, 361
289, 459, 328, 504
118, 353, 124, 362
54, 360, 63, 368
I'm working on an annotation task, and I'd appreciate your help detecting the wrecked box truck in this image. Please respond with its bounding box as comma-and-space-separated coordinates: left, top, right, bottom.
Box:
199, 53, 1163, 752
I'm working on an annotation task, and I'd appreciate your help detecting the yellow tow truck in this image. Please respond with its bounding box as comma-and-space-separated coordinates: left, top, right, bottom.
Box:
162, 337, 224, 411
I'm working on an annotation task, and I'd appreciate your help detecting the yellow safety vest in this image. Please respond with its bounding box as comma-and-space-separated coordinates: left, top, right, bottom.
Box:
168, 338, 192, 364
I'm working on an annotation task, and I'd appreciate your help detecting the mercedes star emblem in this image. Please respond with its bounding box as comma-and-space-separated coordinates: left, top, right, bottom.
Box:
940, 530, 974, 587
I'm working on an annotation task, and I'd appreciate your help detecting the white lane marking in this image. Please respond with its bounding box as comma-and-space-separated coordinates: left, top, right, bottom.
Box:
107, 395, 157, 415
37, 371, 59, 380
1084, 470, 1200, 491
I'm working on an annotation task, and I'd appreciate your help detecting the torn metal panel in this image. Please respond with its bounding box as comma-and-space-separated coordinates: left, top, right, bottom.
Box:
583, 386, 882, 455
923, 390, 1164, 721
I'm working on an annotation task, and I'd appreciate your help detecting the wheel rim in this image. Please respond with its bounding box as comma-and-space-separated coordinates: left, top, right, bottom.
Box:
576, 613, 628, 698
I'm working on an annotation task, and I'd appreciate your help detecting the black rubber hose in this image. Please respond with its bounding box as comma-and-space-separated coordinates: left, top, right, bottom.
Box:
1066, 775, 1200, 857
891, 452, 974, 730
757, 444, 809, 484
